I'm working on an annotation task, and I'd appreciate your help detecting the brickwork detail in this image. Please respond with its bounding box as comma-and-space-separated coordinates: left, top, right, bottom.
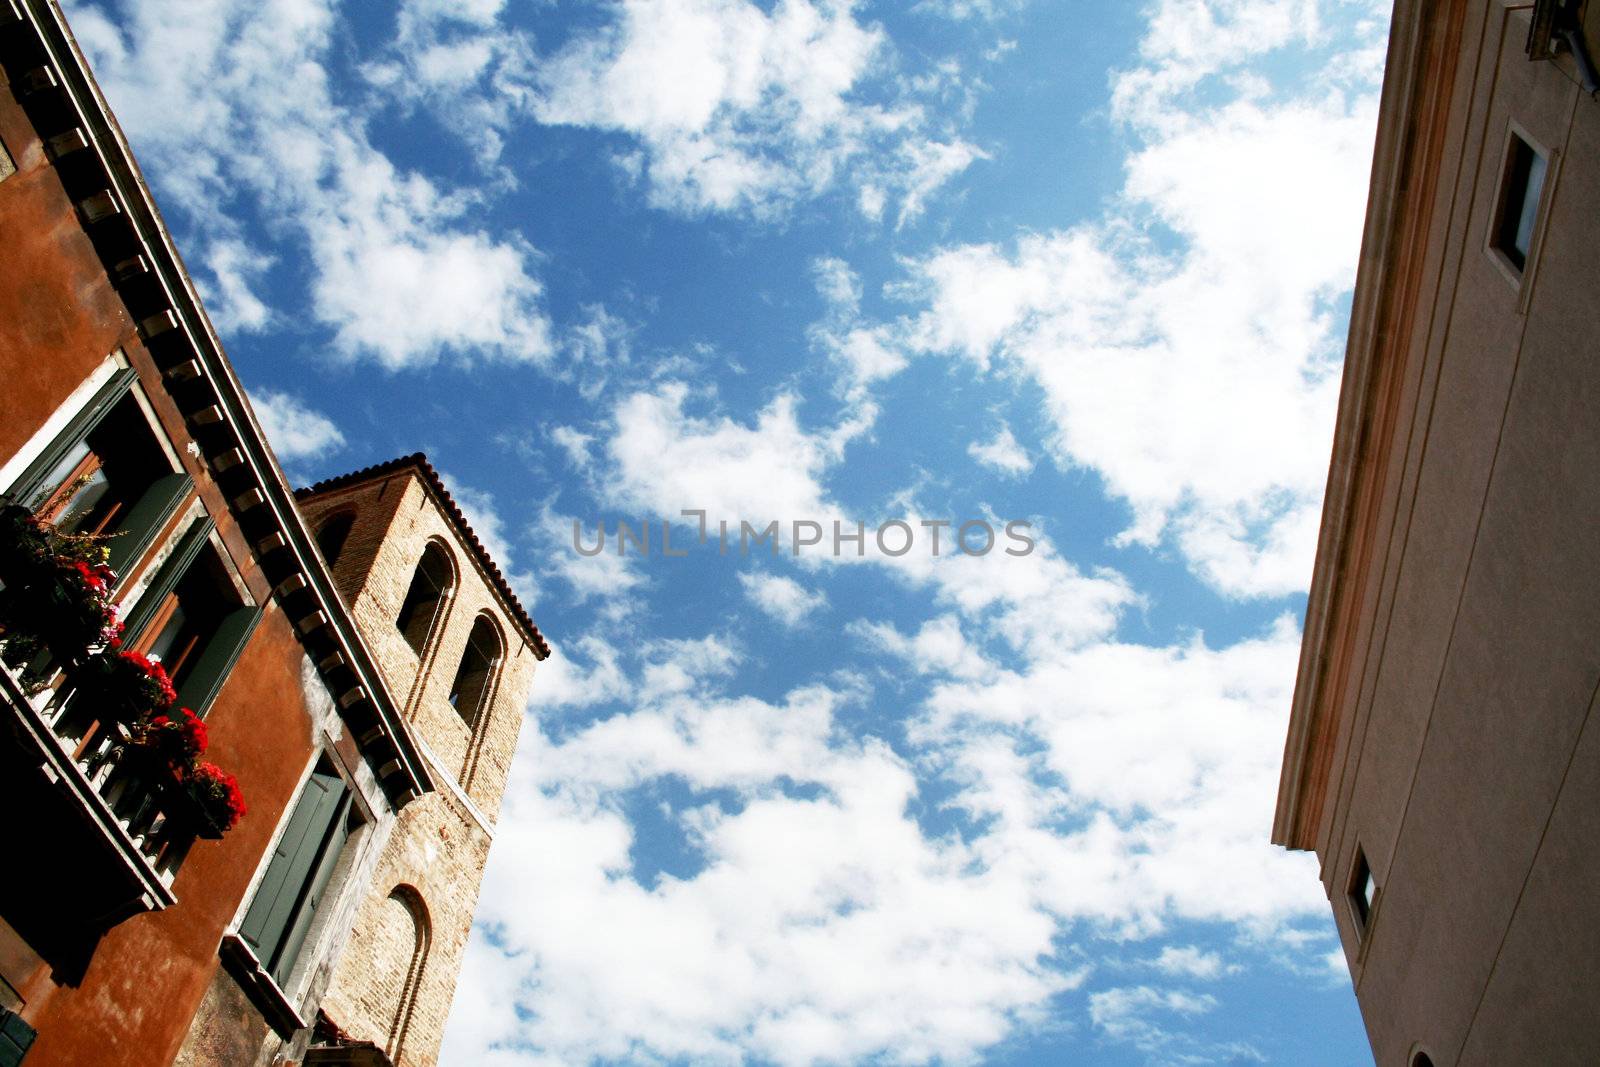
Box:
302, 467, 538, 1065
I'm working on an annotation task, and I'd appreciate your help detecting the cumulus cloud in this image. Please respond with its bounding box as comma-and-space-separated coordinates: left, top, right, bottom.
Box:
528, 0, 983, 220
820, 1, 1390, 598
738, 571, 828, 627
68, 0, 554, 370
967, 425, 1032, 477
1151, 944, 1233, 980
249, 389, 345, 462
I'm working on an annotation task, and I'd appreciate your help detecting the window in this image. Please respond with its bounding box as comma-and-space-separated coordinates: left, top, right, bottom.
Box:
8, 368, 190, 579
395, 542, 452, 654
314, 511, 355, 568
119, 518, 261, 715
1412, 1054, 1435, 1067
238, 762, 359, 987
448, 616, 502, 728
1494, 133, 1548, 272
1348, 847, 1375, 936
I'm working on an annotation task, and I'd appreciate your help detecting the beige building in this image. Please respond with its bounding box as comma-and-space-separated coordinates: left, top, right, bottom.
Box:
1274, 1, 1600, 1066
295, 456, 549, 1066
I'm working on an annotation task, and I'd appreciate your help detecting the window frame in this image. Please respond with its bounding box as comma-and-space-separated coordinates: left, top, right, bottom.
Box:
1485, 120, 1558, 305
119, 517, 262, 716
236, 760, 360, 988
5, 367, 192, 582
395, 540, 455, 656
1347, 846, 1376, 940
447, 614, 503, 730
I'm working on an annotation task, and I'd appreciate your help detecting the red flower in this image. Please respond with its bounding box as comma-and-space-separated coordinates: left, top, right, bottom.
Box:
190, 761, 246, 830
116, 649, 177, 709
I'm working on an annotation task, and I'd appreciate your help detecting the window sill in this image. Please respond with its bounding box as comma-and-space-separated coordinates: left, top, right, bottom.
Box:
218, 933, 306, 1039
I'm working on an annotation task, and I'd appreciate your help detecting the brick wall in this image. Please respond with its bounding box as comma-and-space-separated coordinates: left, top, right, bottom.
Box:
301, 467, 538, 1065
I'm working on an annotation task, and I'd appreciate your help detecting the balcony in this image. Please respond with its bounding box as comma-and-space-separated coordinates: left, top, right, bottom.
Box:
0, 506, 237, 977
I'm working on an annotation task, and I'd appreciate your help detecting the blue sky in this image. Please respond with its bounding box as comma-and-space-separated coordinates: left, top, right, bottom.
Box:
68, 0, 1390, 1062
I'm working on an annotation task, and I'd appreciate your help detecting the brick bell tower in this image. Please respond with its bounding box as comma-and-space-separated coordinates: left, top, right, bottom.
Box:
292, 454, 549, 1066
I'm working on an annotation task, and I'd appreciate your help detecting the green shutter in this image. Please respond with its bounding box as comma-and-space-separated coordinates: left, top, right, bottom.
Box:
104, 471, 193, 581
268, 790, 353, 985
118, 516, 215, 642
176, 603, 262, 716
7, 368, 137, 507
239, 767, 345, 971
0, 1008, 36, 1067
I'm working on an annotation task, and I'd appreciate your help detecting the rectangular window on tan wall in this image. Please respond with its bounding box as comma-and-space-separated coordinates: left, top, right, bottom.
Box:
1348, 847, 1376, 938
1493, 132, 1549, 273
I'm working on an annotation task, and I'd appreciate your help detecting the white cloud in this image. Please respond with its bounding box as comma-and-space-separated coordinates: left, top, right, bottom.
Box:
604, 382, 843, 525
738, 571, 827, 627
527, 0, 982, 220
1089, 986, 1220, 1053
249, 389, 345, 462
1151, 944, 1232, 980
967, 425, 1032, 477
866, 5, 1389, 598
68, 0, 554, 369
451, 679, 1080, 1066
532, 506, 649, 605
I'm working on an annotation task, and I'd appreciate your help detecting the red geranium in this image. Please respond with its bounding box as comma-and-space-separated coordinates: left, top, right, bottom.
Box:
188, 761, 246, 831
139, 707, 208, 766
114, 649, 178, 711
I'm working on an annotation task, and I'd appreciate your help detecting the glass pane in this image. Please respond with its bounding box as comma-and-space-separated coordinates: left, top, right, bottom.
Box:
1512, 147, 1547, 262
54, 467, 113, 534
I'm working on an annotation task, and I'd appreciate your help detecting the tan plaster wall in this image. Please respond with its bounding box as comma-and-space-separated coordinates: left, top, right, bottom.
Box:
1311, 4, 1600, 1064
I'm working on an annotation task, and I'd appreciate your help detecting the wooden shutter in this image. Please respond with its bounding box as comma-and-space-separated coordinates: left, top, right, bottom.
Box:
175, 603, 262, 716
238, 767, 346, 973
268, 790, 354, 985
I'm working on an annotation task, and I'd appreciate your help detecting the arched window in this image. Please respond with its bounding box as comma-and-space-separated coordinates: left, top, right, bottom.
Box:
449, 615, 502, 728
1412, 1054, 1434, 1067
396, 542, 453, 653
384, 884, 431, 1062
315, 511, 355, 567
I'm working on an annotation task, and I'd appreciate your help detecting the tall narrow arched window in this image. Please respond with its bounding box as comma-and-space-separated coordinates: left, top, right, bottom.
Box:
448, 615, 502, 728
396, 542, 453, 653
384, 884, 431, 1063
315, 511, 355, 567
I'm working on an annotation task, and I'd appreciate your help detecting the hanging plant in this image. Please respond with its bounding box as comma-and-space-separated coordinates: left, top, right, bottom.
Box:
183, 761, 247, 835
0, 503, 121, 680
72, 647, 177, 725
134, 707, 209, 770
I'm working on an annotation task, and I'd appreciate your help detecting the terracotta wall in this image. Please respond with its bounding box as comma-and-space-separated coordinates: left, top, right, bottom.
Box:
0, 59, 328, 1067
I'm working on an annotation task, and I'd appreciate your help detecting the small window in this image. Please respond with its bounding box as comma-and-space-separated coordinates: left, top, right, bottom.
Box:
238, 762, 359, 986
1349, 847, 1376, 935
315, 512, 355, 568
396, 543, 452, 654
448, 616, 502, 728
1413, 1053, 1435, 1067
1494, 133, 1548, 272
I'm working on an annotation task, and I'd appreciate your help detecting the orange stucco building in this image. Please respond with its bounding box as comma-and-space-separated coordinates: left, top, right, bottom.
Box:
1275, 1, 1600, 1065
0, 2, 547, 1064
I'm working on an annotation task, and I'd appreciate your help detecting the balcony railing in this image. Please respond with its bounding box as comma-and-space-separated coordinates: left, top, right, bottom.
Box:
0, 663, 189, 915
0, 506, 230, 921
